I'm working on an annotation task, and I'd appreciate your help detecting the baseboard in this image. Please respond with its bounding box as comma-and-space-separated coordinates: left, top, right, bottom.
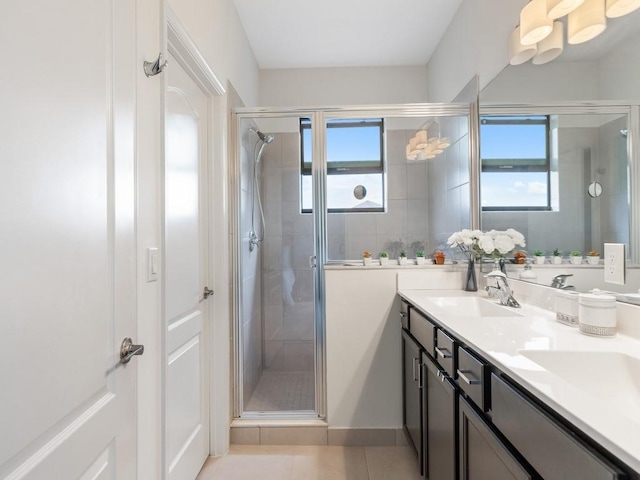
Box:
230, 424, 405, 446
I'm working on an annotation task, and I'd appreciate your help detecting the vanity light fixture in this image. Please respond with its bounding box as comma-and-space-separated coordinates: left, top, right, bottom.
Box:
568, 0, 607, 44
510, 0, 634, 64
509, 26, 538, 65
547, 0, 585, 18
414, 130, 429, 149
520, 0, 554, 45
404, 119, 451, 161
532, 21, 564, 64
606, 0, 640, 17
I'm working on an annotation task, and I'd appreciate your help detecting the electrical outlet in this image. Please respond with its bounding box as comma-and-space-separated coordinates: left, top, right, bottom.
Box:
604, 243, 626, 285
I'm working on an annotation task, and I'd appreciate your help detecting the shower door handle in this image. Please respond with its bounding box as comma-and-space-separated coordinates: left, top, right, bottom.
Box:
309, 256, 317, 269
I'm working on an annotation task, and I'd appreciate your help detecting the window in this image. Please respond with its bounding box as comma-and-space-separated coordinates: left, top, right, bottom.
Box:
300, 118, 385, 213
480, 115, 550, 211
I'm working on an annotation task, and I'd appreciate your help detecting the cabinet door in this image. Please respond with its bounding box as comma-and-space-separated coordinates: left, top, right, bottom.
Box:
491, 374, 627, 480
402, 330, 422, 470
459, 396, 536, 480
425, 354, 457, 480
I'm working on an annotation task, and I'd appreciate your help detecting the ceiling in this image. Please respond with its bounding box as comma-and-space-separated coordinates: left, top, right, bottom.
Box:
232, 0, 463, 69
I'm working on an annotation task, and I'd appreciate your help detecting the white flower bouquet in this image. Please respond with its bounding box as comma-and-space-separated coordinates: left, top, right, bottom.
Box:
447, 229, 526, 260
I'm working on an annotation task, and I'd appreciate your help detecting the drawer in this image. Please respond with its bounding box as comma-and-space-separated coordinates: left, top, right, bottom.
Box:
435, 329, 456, 377
400, 301, 409, 330
491, 373, 626, 480
457, 346, 487, 411
409, 308, 436, 357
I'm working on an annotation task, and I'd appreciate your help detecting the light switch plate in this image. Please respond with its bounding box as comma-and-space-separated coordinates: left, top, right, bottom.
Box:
604, 243, 626, 285
147, 247, 158, 282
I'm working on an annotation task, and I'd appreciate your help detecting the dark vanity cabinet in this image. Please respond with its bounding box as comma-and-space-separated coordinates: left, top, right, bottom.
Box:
459, 396, 534, 480
402, 329, 423, 472
403, 306, 457, 479
424, 353, 457, 480
400, 299, 637, 480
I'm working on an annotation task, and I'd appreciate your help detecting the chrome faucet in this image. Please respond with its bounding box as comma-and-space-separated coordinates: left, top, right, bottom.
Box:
485, 271, 521, 308
551, 273, 574, 290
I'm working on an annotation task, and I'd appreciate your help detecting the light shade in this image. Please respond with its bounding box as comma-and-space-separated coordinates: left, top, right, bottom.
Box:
533, 21, 564, 64
520, 0, 553, 45
509, 26, 538, 65
414, 130, 428, 148
547, 0, 585, 18
568, 0, 606, 44
606, 0, 640, 17
408, 137, 421, 155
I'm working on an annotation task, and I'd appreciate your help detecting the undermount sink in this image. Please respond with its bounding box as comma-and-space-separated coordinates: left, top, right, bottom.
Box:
424, 296, 523, 317
519, 350, 640, 416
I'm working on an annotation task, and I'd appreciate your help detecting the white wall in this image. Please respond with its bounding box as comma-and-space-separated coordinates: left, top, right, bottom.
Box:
167, 0, 260, 106
598, 28, 640, 101
259, 66, 429, 106
325, 267, 464, 429
426, 0, 527, 102
480, 61, 600, 103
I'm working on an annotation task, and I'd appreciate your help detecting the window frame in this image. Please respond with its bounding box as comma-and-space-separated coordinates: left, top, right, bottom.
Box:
480, 115, 552, 212
300, 118, 386, 214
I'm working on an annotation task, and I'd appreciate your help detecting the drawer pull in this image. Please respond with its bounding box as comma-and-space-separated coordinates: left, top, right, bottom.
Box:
457, 369, 481, 385
435, 346, 452, 359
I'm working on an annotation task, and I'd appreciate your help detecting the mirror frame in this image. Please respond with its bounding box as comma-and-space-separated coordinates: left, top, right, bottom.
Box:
474, 101, 640, 263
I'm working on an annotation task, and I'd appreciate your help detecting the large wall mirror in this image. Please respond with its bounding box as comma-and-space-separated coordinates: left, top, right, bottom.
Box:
478, 12, 640, 302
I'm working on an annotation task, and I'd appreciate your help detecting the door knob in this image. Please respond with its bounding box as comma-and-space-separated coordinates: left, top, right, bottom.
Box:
203, 286, 214, 299
120, 337, 144, 364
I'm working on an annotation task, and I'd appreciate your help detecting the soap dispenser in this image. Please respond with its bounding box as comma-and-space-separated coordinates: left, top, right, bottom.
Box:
519, 258, 537, 281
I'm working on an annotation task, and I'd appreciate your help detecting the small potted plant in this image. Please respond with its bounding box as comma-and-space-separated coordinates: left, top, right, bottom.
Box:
552, 248, 563, 265
379, 251, 389, 265
362, 250, 372, 266
415, 250, 426, 265
586, 249, 600, 265
570, 250, 583, 265
398, 251, 407, 265
513, 251, 527, 264
433, 251, 445, 265
534, 249, 546, 265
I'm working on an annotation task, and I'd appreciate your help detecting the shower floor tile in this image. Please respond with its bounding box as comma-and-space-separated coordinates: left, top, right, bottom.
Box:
246, 371, 315, 411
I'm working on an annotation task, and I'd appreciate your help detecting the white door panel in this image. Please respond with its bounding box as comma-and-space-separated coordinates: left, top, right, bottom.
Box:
164, 51, 209, 480
0, 1, 136, 479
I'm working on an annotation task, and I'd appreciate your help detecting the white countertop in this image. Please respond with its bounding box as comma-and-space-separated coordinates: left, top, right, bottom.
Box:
398, 288, 640, 474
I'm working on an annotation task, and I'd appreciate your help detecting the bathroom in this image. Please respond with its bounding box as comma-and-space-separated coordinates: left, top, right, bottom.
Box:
3, 1, 640, 479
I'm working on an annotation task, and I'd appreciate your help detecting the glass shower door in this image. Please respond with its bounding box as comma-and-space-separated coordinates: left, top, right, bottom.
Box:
236, 113, 321, 416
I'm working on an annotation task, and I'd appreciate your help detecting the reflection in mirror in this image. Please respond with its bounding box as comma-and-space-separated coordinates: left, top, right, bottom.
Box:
479, 14, 640, 303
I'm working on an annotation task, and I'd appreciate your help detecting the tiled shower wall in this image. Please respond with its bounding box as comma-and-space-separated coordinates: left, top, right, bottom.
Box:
427, 116, 471, 254
261, 133, 315, 373
482, 117, 628, 254
329, 118, 470, 261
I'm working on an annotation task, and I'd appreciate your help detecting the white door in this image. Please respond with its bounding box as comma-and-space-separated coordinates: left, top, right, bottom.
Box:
0, 1, 137, 479
164, 52, 210, 480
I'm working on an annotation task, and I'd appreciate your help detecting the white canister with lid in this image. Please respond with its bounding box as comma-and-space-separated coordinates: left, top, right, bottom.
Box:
578, 293, 617, 337
555, 290, 580, 326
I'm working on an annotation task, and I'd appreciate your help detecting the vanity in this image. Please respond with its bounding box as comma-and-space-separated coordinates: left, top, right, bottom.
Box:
398, 289, 640, 480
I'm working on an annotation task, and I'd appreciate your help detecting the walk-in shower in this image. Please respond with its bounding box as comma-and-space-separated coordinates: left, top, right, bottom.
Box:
233, 106, 472, 419
248, 128, 274, 252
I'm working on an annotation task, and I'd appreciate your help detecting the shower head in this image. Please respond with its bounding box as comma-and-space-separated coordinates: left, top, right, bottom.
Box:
250, 128, 275, 144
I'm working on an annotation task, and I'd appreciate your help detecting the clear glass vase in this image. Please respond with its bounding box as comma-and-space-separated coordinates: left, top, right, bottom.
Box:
464, 257, 478, 292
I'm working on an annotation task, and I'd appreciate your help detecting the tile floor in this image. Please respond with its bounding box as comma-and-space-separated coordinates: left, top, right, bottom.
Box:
196, 445, 422, 480
245, 372, 315, 411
